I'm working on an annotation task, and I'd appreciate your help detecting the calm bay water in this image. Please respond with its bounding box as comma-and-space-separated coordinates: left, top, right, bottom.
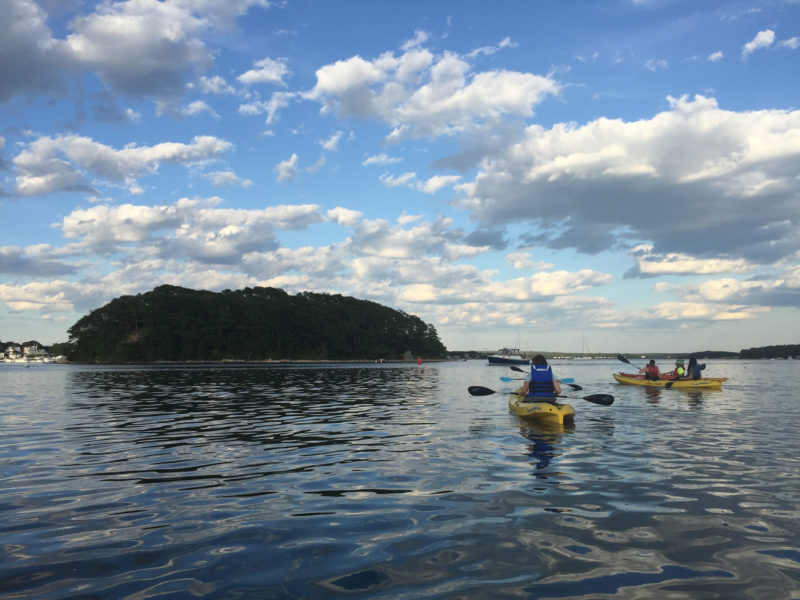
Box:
2, 359, 799, 599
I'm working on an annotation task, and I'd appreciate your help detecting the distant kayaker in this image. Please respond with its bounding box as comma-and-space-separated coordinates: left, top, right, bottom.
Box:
519, 355, 562, 402
639, 359, 661, 381
679, 357, 702, 380
665, 359, 685, 378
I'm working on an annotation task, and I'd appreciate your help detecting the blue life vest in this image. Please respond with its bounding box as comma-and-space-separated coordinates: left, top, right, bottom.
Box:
526, 365, 555, 398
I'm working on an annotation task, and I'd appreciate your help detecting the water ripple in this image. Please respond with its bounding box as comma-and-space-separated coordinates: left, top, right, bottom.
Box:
1, 360, 799, 598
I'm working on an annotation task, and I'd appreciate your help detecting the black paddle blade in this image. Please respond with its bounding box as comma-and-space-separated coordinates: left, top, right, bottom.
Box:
510, 365, 526, 373
617, 354, 631, 365
664, 382, 674, 389
565, 383, 583, 391
584, 394, 614, 406
468, 385, 497, 396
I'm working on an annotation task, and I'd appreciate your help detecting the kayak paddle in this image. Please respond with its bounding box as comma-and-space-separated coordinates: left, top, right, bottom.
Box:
617, 354, 644, 370
467, 386, 614, 406
499, 375, 579, 389
508, 366, 579, 388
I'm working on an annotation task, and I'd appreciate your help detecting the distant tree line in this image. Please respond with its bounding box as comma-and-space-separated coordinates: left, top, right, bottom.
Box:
738, 344, 800, 359
64, 285, 447, 363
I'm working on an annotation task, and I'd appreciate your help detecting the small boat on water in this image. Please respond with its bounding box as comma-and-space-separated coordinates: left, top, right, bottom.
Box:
617, 372, 728, 382
508, 391, 575, 425
487, 348, 531, 365
613, 373, 724, 388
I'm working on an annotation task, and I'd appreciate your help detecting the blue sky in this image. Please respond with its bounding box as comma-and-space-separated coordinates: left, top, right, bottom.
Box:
2, 0, 800, 354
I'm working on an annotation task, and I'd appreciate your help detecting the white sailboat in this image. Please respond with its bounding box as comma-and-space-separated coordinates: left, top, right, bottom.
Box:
573, 332, 592, 360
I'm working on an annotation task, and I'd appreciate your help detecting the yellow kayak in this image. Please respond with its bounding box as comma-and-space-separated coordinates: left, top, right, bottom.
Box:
508, 392, 575, 425
613, 373, 723, 388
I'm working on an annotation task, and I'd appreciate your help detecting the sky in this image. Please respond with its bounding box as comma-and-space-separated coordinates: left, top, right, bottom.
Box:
1, 0, 800, 354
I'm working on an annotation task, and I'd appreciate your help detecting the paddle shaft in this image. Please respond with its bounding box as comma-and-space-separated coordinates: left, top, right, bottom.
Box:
500, 376, 575, 384
467, 386, 613, 406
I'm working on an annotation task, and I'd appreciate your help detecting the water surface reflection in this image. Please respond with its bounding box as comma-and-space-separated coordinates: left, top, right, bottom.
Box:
1, 361, 799, 598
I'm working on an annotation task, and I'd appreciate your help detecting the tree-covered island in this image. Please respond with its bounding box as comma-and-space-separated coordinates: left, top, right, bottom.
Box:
65, 285, 447, 363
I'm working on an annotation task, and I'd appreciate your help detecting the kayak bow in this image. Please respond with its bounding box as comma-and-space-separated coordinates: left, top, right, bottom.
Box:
508, 391, 575, 425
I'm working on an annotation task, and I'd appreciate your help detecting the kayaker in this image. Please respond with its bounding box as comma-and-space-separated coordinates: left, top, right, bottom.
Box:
680, 357, 702, 380
519, 355, 562, 402
665, 359, 685, 378
638, 359, 661, 381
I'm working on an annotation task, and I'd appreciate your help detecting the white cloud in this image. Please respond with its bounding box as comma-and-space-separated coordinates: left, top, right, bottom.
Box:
506, 251, 553, 271
309, 45, 560, 140
182, 100, 219, 118
401, 29, 430, 51
238, 91, 295, 124
13, 134, 233, 196
1, 0, 272, 102
742, 29, 775, 59
194, 75, 237, 95
207, 171, 254, 187
363, 153, 401, 166
379, 172, 416, 188
467, 37, 518, 59
780, 36, 799, 50
652, 301, 769, 321
707, 50, 723, 62
419, 174, 461, 194
321, 131, 344, 151
644, 58, 668, 71
327, 207, 363, 227
628, 244, 753, 276
238, 57, 290, 86
459, 94, 800, 262
59, 198, 324, 261
276, 153, 299, 183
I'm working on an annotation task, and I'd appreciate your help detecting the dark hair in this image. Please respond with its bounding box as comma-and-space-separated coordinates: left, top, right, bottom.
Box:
687, 357, 697, 367
649, 359, 655, 366
532, 354, 548, 366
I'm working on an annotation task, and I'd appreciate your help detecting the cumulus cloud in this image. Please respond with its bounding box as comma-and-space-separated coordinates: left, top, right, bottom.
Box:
0, 0, 70, 101
59, 198, 324, 261
194, 75, 237, 95
459, 94, 800, 265
320, 131, 344, 151
742, 29, 775, 59
707, 51, 723, 62
13, 134, 233, 196
363, 153, 401, 166
239, 91, 295, 124
308, 45, 560, 140
207, 170, 254, 187
644, 58, 668, 71
238, 57, 290, 86
419, 174, 461, 194
625, 244, 753, 277
1, 0, 271, 102
275, 153, 299, 183
0, 245, 78, 277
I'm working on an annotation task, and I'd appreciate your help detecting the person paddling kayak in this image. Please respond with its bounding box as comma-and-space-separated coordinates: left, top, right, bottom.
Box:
639, 359, 661, 381
518, 355, 562, 402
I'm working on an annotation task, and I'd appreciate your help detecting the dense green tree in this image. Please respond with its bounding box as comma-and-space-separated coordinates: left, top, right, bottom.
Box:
66, 285, 448, 363
739, 344, 800, 359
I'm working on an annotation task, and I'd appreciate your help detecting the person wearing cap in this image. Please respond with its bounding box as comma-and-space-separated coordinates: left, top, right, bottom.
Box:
665, 359, 685, 379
